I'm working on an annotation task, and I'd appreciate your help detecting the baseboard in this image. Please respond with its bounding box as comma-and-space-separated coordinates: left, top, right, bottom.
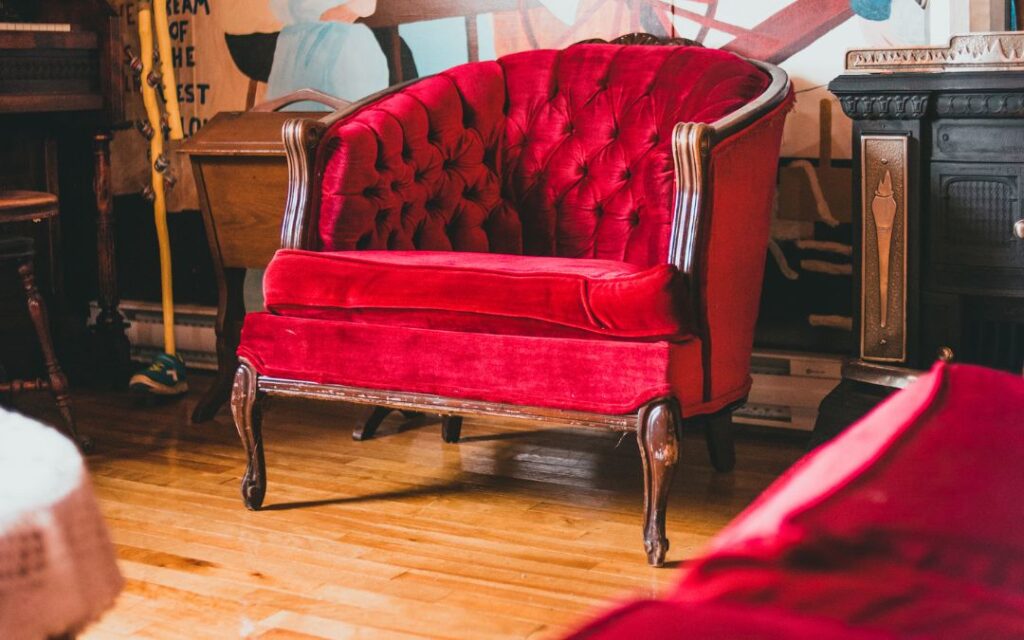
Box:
735, 350, 843, 432
88, 300, 218, 370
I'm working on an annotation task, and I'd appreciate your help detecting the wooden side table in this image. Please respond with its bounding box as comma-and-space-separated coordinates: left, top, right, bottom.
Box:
180, 92, 346, 422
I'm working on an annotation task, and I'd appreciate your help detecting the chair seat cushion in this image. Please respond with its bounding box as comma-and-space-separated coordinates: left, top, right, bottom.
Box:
238, 312, 711, 415
263, 249, 690, 340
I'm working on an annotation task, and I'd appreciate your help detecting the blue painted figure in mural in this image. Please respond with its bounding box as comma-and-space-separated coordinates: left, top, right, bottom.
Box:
266, 0, 388, 105
850, 0, 927, 21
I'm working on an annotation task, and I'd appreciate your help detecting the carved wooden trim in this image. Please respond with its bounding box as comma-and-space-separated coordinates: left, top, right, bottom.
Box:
231, 359, 266, 510
254, 374, 642, 432
280, 117, 325, 250
637, 398, 681, 567
574, 32, 702, 48
669, 122, 711, 274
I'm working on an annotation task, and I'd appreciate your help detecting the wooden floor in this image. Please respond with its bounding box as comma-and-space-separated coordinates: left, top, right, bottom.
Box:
15, 374, 807, 640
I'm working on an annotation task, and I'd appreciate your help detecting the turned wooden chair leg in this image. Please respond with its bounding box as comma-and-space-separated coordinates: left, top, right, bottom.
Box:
353, 405, 393, 441
441, 415, 462, 443
17, 258, 85, 448
704, 411, 736, 473
637, 399, 681, 567
232, 360, 266, 510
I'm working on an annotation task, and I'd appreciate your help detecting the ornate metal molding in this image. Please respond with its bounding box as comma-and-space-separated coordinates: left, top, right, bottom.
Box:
860, 135, 909, 364
838, 94, 929, 120
846, 32, 1024, 74
935, 93, 1024, 118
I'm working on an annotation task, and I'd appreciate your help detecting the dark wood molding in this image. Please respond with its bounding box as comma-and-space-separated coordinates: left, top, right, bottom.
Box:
669, 122, 711, 275
231, 359, 265, 511
256, 373, 639, 432
280, 117, 326, 251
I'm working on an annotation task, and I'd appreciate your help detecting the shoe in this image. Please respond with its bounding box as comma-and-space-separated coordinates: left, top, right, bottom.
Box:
129, 353, 188, 396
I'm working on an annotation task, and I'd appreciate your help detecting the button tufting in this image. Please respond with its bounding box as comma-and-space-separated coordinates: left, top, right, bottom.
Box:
630, 212, 641, 226
391, 181, 401, 191
579, 164, 588, 176
376, 211, 389, 224
622, 169, 631, 180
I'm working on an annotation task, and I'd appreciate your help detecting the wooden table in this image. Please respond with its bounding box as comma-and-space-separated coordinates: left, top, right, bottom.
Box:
180, 94, 346, 423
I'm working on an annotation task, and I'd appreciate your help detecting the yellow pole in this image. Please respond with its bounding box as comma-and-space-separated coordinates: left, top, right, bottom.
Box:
152, 0, 184, 141
138, 1, 176, 355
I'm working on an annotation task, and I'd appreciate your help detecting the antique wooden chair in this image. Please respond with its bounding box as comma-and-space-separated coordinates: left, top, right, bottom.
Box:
231, 35, 792, 566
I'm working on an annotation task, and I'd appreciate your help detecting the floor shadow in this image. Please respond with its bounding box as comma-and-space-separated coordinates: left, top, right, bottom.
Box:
261, 480, 467, 511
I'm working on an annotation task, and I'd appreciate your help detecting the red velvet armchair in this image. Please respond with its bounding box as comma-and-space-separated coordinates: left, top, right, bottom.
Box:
231, 34, 793, 566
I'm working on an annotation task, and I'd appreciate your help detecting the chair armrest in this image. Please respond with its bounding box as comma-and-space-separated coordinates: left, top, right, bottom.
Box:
672, 82, 794, 406
278, 79, 422, 251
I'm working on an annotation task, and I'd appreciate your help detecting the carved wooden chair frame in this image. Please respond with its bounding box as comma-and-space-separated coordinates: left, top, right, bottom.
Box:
232, 33, 791, 566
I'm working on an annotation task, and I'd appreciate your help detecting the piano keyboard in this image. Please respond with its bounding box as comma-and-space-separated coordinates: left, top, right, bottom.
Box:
0, 22, 72, 32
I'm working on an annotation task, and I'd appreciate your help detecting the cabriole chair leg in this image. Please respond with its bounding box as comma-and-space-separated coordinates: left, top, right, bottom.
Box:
637, 399, 681, 567
704, 411, 736, 473
232, 360, 265, 510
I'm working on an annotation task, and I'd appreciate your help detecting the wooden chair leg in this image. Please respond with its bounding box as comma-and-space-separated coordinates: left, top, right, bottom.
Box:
704, 411, 736, 473
353, 405, 393, 441
637, 399, 681, 567
441, 415, 462, 443
232, 360, 266, 510
17, 259, 85, 449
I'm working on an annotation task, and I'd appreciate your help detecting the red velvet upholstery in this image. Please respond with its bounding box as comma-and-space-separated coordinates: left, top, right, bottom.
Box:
316, 45, 770, 266
239, 312, 705, 415
567, 363, 1024, 638
264, 249, 690, 340
245, 44, 792, 418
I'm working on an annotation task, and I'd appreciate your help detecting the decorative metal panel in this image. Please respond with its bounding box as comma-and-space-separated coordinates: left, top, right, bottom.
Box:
860, 135, 908, 363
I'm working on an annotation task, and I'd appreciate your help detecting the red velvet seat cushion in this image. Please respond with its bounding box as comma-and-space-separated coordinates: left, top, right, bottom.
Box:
263, 249, 690, 340
239, 312, 707, 415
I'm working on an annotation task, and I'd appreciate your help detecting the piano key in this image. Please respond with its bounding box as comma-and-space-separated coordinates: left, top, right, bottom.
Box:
0, 23, 72, 32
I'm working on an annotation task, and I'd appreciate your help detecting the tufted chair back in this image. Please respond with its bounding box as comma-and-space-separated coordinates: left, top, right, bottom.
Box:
315, 44, 770, 268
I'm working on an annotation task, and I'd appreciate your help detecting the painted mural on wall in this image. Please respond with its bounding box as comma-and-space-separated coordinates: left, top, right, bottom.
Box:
112, 0, 933, 191
111, 0, 940, 350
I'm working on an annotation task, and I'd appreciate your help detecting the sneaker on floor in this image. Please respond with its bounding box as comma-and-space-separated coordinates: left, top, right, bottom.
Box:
129, 353, 188, 396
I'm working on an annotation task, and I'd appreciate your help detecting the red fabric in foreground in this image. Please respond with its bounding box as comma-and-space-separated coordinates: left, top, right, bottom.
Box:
239, 312, 708, 415
568, 363, 1024, 638
315, 45, 770, 267
263, 249, 690, 340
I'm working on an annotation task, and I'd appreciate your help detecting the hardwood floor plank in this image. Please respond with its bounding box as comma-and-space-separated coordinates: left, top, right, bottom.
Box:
9, 374, 806, 639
